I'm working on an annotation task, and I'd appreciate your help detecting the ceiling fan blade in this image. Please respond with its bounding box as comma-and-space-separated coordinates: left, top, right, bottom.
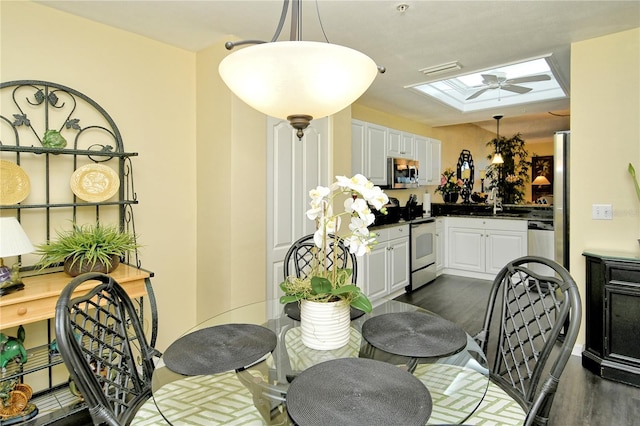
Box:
481, 74, 499, 84
501, 84, 533, 94
466, 87, 491, 100
506, 74, 551, 84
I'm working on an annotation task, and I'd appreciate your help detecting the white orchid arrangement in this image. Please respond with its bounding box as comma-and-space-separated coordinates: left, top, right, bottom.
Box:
280, 174, 389, 313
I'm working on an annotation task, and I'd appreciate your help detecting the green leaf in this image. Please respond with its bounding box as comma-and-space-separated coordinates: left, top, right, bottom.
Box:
331, 284, 360, 295
280, 295, 301, 304
629, 163, 640, 202
310, 276, 332, 295
350, 294, 373, 313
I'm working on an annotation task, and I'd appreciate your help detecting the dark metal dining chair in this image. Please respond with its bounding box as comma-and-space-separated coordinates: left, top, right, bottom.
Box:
55, 272, 164, 426
468, 256, 581, 426
283, 233, 357, 283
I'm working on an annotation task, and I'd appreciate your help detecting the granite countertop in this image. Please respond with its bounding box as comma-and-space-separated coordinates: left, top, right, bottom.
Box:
432, 202, 553, 221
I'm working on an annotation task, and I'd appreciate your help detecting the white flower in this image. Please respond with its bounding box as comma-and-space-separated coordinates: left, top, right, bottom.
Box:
309, 175, 386, 258
309, 185, 330, 201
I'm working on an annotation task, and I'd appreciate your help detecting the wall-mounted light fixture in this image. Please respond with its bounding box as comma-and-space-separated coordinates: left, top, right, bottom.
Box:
219, 0, 382, 140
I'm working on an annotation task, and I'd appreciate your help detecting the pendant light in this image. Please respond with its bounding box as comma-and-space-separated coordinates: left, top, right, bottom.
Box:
491, 114, 504, 164
219, 0, 381, 140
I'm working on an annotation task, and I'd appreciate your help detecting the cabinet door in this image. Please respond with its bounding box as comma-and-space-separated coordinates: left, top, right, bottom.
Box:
365, 123, 387, 185
427, 139, 442, 186
436, 219, 444, 271
387, 128, 402, 158
401, 132, 415, 158
363, 242, 388, 301
485, 230, 527, 274
415, 136, 429, 186
448, 227, 484, 272
605, 284, 640, 363
351, 119, 366, 176
389, 237, 410, 292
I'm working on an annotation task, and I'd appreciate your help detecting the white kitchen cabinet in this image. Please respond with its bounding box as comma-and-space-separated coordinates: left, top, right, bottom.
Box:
388, 130, 414, 159
359, 224, 410, 303
435, 217, 445, 273
446, 217, 527, 279
415, 136, 441, 186
427, 138, 441, 185
351, 119, 387, 185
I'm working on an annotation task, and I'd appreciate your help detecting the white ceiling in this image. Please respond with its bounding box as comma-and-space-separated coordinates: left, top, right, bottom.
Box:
35, 0, 640, 142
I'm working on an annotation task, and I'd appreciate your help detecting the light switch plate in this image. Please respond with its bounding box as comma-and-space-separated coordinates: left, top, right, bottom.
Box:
592, 204, 613, 220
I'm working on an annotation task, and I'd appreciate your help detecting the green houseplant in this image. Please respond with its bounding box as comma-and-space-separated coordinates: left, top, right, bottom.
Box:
485, 133, 531, 204
35, 223, 139, 276
434, 167, 463, 203
279, 174, 388, 350
280, 174, 388, 314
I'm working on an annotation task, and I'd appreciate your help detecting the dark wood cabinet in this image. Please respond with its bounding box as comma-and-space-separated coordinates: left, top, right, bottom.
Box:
582, 251, 640, 387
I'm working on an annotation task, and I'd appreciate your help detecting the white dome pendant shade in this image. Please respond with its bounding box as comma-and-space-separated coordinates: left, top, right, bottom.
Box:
219, 40, 378, 139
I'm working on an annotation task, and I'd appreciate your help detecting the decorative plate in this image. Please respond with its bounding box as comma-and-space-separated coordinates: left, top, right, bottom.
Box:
70, 164, 119, 202
0, 160, 31, 205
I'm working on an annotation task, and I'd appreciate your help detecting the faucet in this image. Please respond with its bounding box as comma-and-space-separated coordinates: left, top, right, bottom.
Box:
491, 188, 503, 215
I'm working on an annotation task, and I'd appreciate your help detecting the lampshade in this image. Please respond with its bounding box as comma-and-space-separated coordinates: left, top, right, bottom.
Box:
219, 41, 378, 134
532, 175, 551, 186
491, 153, 504, 164
0, 217, 34, 258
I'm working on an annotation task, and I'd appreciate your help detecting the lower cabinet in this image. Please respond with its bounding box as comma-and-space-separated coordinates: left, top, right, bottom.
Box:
435, 218, 445, 273
360, 224, 410, 303
582, 251, 640, 387
446, 217, 527, 279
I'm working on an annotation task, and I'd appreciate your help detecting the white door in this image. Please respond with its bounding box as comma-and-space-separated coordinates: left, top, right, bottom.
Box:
266, 117, 330, 300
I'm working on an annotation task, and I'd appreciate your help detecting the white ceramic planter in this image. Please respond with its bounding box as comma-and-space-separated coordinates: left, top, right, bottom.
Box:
300, 299, 351, 350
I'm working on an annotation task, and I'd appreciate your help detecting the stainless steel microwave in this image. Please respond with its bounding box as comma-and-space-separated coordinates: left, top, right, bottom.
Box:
387, 157, 419, 189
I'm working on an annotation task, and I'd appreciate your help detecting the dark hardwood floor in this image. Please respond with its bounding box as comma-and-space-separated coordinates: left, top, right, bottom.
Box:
396, 274, 640, 426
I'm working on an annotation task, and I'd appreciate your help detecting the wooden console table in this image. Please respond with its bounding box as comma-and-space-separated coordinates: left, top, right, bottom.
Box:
582, 250, 640, 387
1, 265, 151, 329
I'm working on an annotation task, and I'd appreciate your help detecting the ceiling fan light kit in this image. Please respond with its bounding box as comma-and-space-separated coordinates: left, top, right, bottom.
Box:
466, 72, 551, 100
219, 0, 379, 140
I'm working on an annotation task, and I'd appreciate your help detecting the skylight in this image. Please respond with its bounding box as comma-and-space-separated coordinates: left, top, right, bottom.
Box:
408, 57, 567, 112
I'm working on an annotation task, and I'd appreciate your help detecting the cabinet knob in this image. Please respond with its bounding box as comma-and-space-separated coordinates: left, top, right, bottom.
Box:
17, 306, 27, 316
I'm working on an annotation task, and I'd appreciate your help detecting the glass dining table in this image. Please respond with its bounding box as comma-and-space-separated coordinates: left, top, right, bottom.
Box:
151, 299, 489, 425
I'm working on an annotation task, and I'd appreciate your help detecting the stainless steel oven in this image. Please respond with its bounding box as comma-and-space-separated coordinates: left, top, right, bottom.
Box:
409, 218, 437, 292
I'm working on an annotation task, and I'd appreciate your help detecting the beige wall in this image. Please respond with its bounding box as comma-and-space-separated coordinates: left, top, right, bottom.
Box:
571, 28, 640, 344
1, 1, 198, 350
195, 40, 268, 322
3, 2, 639, 355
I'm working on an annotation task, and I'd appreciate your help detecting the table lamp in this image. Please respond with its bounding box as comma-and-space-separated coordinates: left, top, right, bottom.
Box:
532, 175, 551, 188
0, 217, 35, 296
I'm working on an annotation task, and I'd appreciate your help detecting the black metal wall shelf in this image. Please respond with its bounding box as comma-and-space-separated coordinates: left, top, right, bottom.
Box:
0, 80, 156, 425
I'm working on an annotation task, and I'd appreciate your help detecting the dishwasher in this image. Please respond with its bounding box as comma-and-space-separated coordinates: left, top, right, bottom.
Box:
527, 220, 555, 276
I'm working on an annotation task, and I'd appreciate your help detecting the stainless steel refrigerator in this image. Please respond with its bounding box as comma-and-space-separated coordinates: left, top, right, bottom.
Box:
554, 131, 570, 270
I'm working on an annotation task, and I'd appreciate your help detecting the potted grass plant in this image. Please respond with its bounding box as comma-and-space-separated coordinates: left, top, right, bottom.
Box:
35, 223, 139, 277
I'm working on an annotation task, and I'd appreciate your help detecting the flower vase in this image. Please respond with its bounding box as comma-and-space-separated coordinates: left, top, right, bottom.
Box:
443, 193, 459, 203
300, 299, 351, 350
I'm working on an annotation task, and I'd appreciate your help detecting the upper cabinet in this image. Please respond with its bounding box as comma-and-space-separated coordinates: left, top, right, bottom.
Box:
388, 129, 414, 159
352, 119, 441, 186
352, 120, 387, 185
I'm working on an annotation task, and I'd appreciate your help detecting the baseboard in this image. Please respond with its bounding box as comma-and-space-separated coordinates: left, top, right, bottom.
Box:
572, 343, 584, 357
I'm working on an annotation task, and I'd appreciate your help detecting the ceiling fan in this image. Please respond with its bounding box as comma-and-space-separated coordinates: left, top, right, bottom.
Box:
466, 72, 551, 100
